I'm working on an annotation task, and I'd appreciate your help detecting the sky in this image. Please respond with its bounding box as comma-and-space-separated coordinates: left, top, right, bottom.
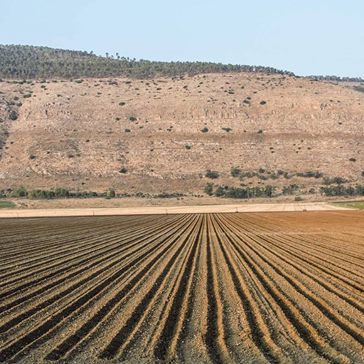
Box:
0, 0, 363, 77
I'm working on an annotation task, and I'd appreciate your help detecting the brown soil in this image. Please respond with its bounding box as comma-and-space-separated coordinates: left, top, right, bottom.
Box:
0, 211, 363, 363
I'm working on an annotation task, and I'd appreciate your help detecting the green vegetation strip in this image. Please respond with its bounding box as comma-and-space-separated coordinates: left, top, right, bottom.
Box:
333, 201, 364, 210
0, 201, 16, 208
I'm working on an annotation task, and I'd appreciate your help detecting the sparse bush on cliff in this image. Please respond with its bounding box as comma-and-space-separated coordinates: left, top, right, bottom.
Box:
204, 183, 214, 196
206, 170, 219, 179
231, 167, 241, 177
323, 176, 348, 185
320, 185, 364, 196
9, 110, 18, 120
106, 189, 116, 198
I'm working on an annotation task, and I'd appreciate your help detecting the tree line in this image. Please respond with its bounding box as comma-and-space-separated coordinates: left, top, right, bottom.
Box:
0, 44, 294, 79
204, 183, 364, 199
1, 45, 362, 82
308, 75, 363, 82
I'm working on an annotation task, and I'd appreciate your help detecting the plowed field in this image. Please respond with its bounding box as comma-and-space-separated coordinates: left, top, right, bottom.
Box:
0, 211, 363, 363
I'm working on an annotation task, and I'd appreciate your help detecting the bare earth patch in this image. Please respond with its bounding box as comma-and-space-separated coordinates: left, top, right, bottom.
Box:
0, 211, 363, 363
0, 201, 352, 218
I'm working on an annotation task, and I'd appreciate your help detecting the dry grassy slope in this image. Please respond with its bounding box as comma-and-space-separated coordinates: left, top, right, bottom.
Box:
0, 73, 363, 193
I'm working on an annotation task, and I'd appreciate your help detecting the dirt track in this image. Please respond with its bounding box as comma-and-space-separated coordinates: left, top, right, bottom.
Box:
0, 211, 363, 363
0, 201, 350, 218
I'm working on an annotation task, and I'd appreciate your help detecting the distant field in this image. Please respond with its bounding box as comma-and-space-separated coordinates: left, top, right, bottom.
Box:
334, 201, 364, 209
0, 211, 363, 363
0, 201, 15, 209
0, 201, 349, 218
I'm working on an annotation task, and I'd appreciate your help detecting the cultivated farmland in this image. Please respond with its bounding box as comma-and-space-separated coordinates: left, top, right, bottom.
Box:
0, 211, 363, 363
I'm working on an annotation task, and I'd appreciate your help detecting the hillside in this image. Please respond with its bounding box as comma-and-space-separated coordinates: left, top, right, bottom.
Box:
0, 70, 363, 199
0, 45, 293, 79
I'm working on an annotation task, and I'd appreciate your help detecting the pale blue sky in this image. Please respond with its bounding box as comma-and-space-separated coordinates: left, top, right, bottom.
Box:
1, 0, 363, 77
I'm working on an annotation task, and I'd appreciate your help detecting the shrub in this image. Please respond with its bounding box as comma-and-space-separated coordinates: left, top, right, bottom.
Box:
296, 171, 323, 178
29, 189, 55, 199
282, 184, 300, 195
231, 167, 241, 177
321, 184, 364, 196
214, 186, 225, 197
206, 170, 219, 179
239, 171, 257, 179
283, 172, 294, 179
106, 189, 116, 198
313, 171, 324, 178
210, 185, 276, 199
119, 167, 128, 174
11, 186, 28, 197
204, 183, 214, 196
264, 185, 275, 197
129, 116, 137, 122
159, 192, 184, 198
9, 111, 18, 120
72, 191, 98, 198
323, 176, 348, 185
54, 188, 69, 198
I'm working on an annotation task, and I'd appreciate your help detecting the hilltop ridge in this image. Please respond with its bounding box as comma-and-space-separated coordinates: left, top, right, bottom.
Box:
1, 44, 363, 82
0, 44, 293, 79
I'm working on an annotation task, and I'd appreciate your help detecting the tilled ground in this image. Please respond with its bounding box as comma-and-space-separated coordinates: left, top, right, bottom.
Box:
0, 211, 363, 363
